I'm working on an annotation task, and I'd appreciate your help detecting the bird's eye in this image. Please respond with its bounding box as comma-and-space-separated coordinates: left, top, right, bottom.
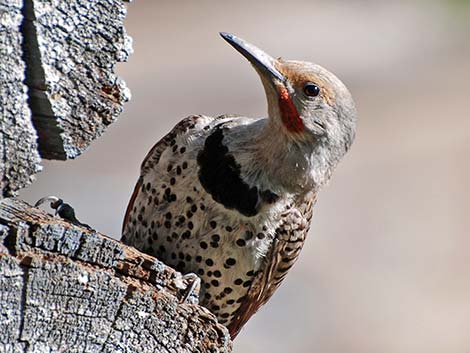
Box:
303, 83, 321, 97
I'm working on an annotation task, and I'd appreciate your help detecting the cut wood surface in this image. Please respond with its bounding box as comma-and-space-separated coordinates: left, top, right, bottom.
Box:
0, 0, 131, 196
0, 198, 233, 352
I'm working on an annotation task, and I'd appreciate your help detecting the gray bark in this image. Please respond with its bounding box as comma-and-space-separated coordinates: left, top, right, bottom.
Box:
0, 0, 42, 197
0, 198, 232, 352
0, 0, 131, 196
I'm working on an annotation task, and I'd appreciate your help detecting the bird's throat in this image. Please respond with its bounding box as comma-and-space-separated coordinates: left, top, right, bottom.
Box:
278, 88, 304, 133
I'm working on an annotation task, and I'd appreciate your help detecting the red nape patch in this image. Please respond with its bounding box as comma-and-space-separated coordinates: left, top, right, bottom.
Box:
278, 88, 304, 132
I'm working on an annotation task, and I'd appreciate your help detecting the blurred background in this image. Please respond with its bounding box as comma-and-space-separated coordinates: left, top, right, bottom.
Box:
20, 1, 470, 352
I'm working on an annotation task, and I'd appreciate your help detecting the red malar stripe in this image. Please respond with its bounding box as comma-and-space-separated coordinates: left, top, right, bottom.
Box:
278, 88, 304, 132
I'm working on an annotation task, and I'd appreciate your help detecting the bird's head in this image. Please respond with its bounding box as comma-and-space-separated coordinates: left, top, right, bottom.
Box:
220, 32, 357, 190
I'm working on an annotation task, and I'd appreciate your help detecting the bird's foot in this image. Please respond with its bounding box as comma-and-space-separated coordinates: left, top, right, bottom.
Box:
181, 273, 201, 304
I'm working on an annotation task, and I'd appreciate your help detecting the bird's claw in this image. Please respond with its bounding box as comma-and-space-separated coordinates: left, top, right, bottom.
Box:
181, 273, 201, 304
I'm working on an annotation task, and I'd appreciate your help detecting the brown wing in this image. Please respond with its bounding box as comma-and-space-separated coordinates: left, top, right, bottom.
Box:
121, 115, 203, 235
228, 192, 316, 338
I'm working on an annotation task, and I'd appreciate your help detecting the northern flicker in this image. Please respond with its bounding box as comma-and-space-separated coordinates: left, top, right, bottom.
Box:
122, 32, 357, 338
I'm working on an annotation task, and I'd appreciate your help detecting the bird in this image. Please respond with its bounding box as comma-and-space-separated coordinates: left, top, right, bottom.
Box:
121, 32, 357, 339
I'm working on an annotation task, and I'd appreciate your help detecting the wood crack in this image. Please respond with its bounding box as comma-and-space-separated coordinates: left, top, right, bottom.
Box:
20, 0, 66, 160
16, 263, 31, 352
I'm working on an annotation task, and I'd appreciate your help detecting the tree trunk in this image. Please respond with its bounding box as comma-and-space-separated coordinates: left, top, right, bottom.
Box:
0, 0, 132, 196
0, 0, 233, 351
0, 0, 41, 197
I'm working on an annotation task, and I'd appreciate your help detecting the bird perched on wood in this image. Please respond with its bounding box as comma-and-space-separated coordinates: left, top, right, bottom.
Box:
122, 32, 357, 338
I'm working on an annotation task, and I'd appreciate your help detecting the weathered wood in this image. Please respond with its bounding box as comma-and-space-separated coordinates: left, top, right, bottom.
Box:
22, 0, 132, 160
0, 198, 233, 352
0, 0, 42, 197
0, 0, 132, 196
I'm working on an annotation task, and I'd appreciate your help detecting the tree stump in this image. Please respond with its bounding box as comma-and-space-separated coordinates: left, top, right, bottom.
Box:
0, 198, 232, 352
0, 0, 233, 351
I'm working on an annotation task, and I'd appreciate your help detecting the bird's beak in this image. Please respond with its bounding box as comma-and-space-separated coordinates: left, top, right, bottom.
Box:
220, 32, 285, 84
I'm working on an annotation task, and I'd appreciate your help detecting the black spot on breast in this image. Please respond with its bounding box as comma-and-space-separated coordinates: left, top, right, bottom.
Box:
225, 258, 236, 266
236, 239, 246, 247
197, 126, 260, 217
176, 261, 186, 272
